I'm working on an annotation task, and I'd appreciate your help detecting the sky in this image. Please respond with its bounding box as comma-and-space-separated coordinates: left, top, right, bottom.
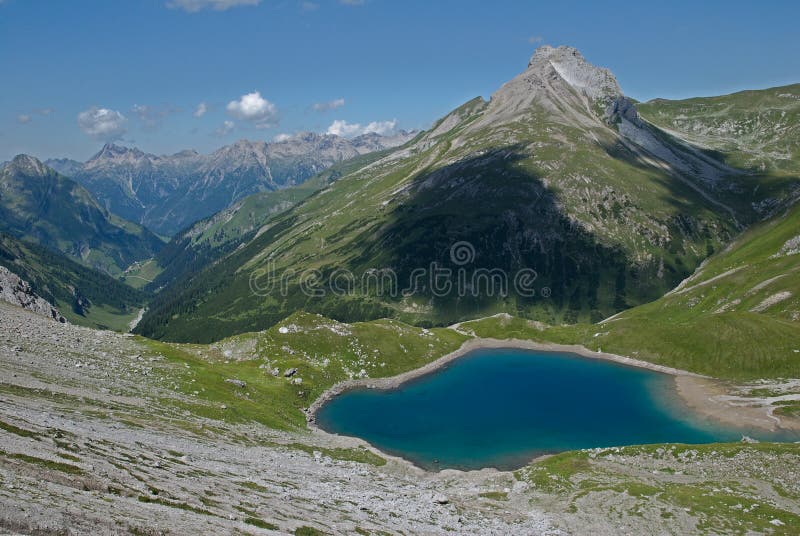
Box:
1, 0, 799, 162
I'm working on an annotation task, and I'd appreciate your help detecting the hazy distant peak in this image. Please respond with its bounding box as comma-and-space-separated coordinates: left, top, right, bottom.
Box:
7, 154, 51, 177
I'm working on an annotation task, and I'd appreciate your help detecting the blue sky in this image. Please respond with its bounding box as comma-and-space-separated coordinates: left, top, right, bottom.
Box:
1, 0, 799, 161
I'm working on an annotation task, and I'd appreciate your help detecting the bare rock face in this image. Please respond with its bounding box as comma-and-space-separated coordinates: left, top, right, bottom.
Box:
527, 45, 622, 102
0, 266, 66, 323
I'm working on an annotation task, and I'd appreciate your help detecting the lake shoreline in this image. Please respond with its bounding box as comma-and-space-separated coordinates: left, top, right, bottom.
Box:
307, 338, 800, 435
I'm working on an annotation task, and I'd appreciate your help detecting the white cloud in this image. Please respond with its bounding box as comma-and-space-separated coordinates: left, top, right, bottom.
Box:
528, 35, 543, 44
273, 133, 293, 142
167, 0, 261, 12
326, 119, 397, 137
312, 97, 345, 113
226, 91, 278, 128
193, 102, 208, 117
301, 1, 319, 11
215, 120, 235, 137
77, 107, 128, 141
16, 114, 32, 124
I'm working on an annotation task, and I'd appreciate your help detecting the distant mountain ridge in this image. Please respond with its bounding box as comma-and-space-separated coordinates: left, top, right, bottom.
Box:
0, 155, 163, 276
47, 130, 417, 236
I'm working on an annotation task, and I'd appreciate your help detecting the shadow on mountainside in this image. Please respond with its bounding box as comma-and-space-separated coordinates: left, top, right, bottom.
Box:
136, 143, 738, 342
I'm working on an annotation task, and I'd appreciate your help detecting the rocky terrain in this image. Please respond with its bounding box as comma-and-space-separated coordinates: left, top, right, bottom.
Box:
2, 301, 799, 534
0, 266, 64, 322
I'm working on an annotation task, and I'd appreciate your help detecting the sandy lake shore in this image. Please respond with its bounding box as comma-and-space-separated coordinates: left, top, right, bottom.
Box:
308, 338, 800, 435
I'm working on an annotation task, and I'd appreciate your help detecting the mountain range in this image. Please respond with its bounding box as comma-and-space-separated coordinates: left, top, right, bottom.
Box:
134, 46, 800, 342
47, 130, 417, 236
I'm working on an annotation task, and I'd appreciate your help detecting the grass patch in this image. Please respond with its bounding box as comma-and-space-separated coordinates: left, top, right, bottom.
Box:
288, 443, 386, 466
137, 495, 216, 517
244, 517, 279, 530
0, 449, 83, 475
478, 491, 508, 501
294, 527, 327, 536
0, 419, 39, 438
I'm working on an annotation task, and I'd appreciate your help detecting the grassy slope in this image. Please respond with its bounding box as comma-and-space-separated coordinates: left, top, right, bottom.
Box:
142, 311, 468, 430
145, 149, 394, 292
120, 258, 163, 290
0, 233, 146, 330
0, 157, 163, 277
637, 84, 800, 209
459, 200, 800, 380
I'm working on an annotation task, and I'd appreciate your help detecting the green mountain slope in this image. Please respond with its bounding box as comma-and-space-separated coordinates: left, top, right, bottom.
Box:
0, 232, 146, 330
137, 46, 769, 343
0, 155, 163, 276
637, 85, 800, 214
577, 200, 800, 379
141, 148, 398, 292
462, 200, 800, 380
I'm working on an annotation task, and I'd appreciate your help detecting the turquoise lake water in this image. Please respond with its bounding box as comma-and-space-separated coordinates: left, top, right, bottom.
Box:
315, 348, 798, 471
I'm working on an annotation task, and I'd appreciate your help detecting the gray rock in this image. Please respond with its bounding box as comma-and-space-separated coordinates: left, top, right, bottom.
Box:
224, 378, 247, 388
0, 266, 66, 323
284, 368, 298, 378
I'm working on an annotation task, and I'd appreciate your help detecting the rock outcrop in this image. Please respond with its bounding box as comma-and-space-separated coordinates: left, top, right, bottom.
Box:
0, 266, 65, 322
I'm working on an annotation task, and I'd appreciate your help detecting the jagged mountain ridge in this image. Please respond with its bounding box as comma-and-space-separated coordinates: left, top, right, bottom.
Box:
135, 46, 791, 343
53, 130, 417, 236
0, 155, 163, 276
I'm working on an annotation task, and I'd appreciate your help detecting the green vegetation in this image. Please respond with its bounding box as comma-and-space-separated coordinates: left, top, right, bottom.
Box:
459, 200, 800, 380
0, 449, 83, 475
0, 419, 39, 439
120, 258, 163, 289
244, 517, 279, 530
143, 312, 467, 430
137, 495, 215, 517
288, 443, 386, 466
0, 232, 147, 330
146, 148, 395, 293
294, 526, 327, 536
638, 84, 800, 178
0, 155, 163, 276
478, 491, 509, 501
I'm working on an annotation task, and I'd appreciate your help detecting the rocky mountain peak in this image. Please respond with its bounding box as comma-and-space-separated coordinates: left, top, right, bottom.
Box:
6, 154, 51, 177
89, 143, 148, 164
527, 45, 622, 102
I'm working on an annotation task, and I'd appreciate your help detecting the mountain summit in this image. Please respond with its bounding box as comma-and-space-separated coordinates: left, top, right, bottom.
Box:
527, 45, 622, 101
